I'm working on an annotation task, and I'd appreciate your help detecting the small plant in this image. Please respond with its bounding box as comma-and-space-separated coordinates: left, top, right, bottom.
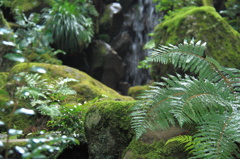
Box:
15, 72, 78, 118
130, 39, 240, 158
43, 0, 94, 54
47, 98, 99, 139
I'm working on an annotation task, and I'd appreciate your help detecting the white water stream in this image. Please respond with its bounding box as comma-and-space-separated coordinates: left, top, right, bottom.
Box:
123, 0, 160, 86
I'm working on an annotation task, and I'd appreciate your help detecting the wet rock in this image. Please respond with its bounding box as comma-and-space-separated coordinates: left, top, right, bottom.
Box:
84, 100, 135, 159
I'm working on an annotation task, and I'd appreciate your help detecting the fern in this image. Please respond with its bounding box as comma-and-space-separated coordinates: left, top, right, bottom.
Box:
130, 39, 240, 158
165, 135, 195, 153
16, 73, 78, 118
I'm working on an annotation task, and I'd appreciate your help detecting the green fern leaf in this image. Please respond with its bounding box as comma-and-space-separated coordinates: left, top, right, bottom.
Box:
192, 112, 240, 159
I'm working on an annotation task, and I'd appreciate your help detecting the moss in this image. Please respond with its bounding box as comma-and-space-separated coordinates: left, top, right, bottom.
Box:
86, 99, 135, 132
128, 85, 150, 99
12, 0, 53, 12
154, 6, 240, 68
123, 139, 188, 159
8, 63, 133, 102
85, 99, 136, 158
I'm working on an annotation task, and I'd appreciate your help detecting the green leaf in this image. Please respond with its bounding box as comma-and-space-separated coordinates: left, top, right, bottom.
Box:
4, 53, 25, 62
15, 108, 35, 115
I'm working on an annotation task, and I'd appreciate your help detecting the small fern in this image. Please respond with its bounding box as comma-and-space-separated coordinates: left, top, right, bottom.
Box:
166, 135, 196, 153
16, 72, 78, 118
130, 39, 240, 158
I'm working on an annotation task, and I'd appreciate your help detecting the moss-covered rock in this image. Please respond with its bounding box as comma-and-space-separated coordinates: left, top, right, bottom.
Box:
85, 99, 135, 159
127, 85, 150, 99
7, 63, 133, 102
154, 6, 240, 69
122, 139, 188, 159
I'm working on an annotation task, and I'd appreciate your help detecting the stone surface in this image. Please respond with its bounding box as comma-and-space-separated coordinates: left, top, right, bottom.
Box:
88, 40, 125, 91
85, 100, 135, 159
99, 2, 123, 37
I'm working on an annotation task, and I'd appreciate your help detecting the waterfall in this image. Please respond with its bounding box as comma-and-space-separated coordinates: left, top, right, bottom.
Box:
123, 0, 160, 86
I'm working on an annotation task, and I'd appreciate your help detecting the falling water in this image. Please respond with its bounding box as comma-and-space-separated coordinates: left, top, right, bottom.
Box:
123, 0, 160, 86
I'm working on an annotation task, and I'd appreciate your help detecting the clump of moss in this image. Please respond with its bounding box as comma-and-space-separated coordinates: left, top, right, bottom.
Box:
86, 99, 136, 134
123, 139, 188, 159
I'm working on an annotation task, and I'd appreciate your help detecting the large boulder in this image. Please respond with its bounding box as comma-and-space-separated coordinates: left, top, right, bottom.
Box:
7, 63, 132, 102
85, 99, 135, 159
153, 6, 240, 80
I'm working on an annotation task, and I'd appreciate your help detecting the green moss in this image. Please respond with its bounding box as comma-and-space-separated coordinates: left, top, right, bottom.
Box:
123, 139, 188, 159
8, 63, 133, 102
12, 0, 53, 12
87, 99, 135, 131
154, 6, 240, 68
128, 85, 150, 99
0, 88, 38, 134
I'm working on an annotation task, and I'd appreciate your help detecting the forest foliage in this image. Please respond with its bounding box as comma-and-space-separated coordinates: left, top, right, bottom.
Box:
0, 0, 240, 158
131, 39, 240, 158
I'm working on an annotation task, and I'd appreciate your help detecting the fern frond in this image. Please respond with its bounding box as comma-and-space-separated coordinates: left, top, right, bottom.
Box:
24, 73, 48, 90
36, 102, 61, 118
191, 112, 240, 159
130, 74, 234, 139
49, 77, 78, 95
146, 39, 240, 96
16, 86, 47, 100
166, 135, 195, 153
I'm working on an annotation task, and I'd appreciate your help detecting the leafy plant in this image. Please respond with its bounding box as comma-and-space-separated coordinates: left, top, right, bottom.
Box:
165, 135, 196, 154
13, 9, 65, 64
15, 72, 78, 118
47, 97, 99, 139
15, 133, 79, 159
130, 39, 240, 158
220, 0, 240, 32
43, 0, 94, 54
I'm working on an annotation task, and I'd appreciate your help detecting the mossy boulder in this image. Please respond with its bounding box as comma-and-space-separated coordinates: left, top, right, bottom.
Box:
153, 6, 240, 79
84, 99, 135, 159
7, 63, 133, 102
127, 85, 150, 99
